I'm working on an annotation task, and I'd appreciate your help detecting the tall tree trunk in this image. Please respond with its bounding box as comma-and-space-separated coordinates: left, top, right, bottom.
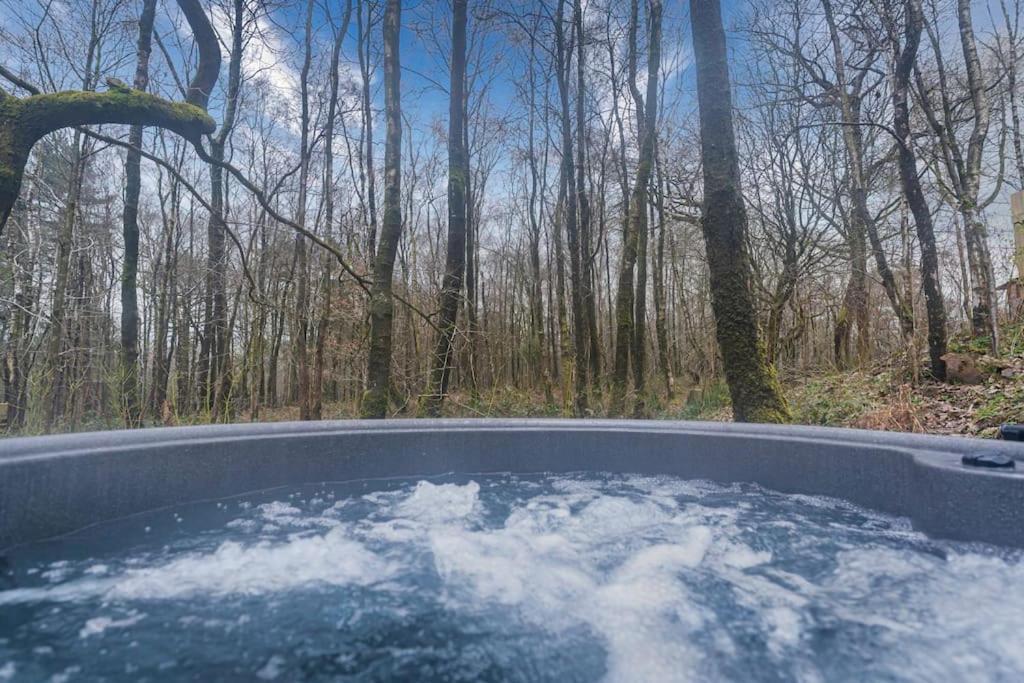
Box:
311, 0, 353, 420
554, 0, 588, 415
609, 0, 640, 416
44, 131, 86, 430
690, 0, 790, 423
150, 164, 179, 415
295, 0, 314, 420
357, 0, 379, 263
361, 0, 402, 418
821, 0, 914, 344
892, 0, 947, 379
632, 181, 650, 416
525, 28, 551, 398
3, 194, 32, 431
574, 0, 601, 401
175, 291, 192, 415
202, 0, 243, 421
423, 0, 468, 416
610, 0, 659, 416
652, 149, 674, 399
553, 182, 573, 412
462, 103, 480, 396
957, 0, 1000, 351
120, 0, 158, 427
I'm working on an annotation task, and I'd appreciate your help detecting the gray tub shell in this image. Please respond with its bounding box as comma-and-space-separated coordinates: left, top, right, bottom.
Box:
1, 419, 1023, 550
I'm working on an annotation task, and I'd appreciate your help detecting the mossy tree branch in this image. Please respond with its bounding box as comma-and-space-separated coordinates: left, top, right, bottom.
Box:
0, 84, 215, 233
0, 0, 220, 235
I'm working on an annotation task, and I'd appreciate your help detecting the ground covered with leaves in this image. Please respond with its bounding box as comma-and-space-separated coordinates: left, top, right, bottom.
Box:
678, 325, 1024, 437
238, 347, 1023, 438
11, 333, 1022, 439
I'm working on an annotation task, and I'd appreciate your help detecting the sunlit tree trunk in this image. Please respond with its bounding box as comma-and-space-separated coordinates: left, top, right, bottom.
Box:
361, 0, 403, 418
690, 0, 789, 423
423, 0, 468, 416
575, 0, 602, 402
610, 0, 660, 416
294, 0, 315, 420
890, 0, 947, 379
554, 0, 587, 415
120, 0, 158, 427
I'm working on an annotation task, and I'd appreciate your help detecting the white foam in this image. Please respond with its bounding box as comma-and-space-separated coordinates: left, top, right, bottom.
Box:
48, 666, 81, 683
257, 501, 302, 520
589, 530, 712, 682
424, 491, 717, 681
821, 547, 1024, 680
79, 612, 144, 638
111, 528, 390, 599
395, 480, 480, 522
6, 473, 1024, 683
256, 654, 285, 680
252, 501, 341, 530
0, 527, 392, 604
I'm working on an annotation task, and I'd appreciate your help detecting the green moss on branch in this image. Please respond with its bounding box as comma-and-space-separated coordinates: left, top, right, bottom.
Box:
0, 84, 215, 232
20, 86, 215, 143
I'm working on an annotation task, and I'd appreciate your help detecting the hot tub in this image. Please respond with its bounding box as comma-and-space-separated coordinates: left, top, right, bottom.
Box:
3, 420, 1024, 682
2, 420, 1022, 550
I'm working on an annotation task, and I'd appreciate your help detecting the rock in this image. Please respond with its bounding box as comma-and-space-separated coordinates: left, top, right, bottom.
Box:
941, 353, 985, 384
105, 77, 130, 92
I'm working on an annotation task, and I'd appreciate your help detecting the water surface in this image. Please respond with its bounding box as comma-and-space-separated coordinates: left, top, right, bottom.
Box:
1, 472, 1022, 682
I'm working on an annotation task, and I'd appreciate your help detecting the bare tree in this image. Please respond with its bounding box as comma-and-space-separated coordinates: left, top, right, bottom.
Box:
422, 0, 468, 416
884, 0, 948, 378
118, 0, 158, 427
610, 0, 661, 417
361, 0, 402, 418
690, 0, 790, 422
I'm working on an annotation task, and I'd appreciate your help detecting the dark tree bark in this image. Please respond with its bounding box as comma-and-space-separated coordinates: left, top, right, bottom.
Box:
120, 0, 158, 427
198, 0, 242, 422
690, 0, 790, 422
554, 0, 588, 415
422, 0, 468, 416
891, 0, 947, 379
652, 148, 674, 399
361, 0, 403, 418
610, 0, 660, 416
294, 0, 315, 420
574, 0, 601, 399
956, 0, 1000, 350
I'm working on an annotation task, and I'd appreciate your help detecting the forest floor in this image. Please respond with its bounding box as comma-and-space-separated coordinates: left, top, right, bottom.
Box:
385, 323, 1024, 438
245, 352, 1024, 439
427, 367, 1022, 437
674, 321, 1024, 437
9, 328, 1024, 439
692, 367, 1024, 437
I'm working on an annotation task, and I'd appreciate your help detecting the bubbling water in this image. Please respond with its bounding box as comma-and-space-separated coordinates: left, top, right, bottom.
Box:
1, 472, 1022, 682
